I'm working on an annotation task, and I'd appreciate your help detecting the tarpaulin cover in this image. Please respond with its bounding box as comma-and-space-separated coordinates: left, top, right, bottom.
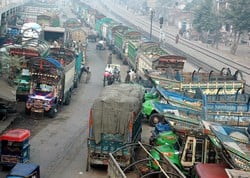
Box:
8, 163, 39, 176
91, 84, 144, 144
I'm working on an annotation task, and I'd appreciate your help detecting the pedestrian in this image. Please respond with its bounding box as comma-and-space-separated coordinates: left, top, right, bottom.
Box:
108, 53, 112, 64
125, 71, 130, 83
129, 69, 135, 82
175, 34, 179, 44
105, 64, 113, 74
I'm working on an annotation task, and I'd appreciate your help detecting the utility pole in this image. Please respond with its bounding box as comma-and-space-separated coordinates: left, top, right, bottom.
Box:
159, 16, 163, 42
149, 8, 154, 40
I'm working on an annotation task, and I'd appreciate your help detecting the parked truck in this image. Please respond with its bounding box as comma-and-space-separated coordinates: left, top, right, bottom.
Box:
143, 85, 250, 127
86, 84, 145, 170
95, 17, 113, 39
106, 24, 128, 50
25, 47, 76, 118
6, 39, 50, 102
114, 29, 142, 64
145, 68, 245, 95
134, 41, 186, 78
41, 26, 66, 45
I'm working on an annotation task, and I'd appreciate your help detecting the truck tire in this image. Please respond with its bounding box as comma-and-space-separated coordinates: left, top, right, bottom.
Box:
149, 113, 163, 127
25, 107, 31, 115
103, 77, 106, 87
47, 107, 57, 118
64, 92, 71, 105
74, 78, 79, 88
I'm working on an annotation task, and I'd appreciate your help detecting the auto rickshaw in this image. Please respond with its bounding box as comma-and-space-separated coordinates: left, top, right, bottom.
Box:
0, 129, 31, 168
96, 40, 106, 50
6, 163, 40, 178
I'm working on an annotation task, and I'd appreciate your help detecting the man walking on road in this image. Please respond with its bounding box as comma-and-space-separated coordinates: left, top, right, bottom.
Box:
107, 53, 112, 64
175, 34, 179, 44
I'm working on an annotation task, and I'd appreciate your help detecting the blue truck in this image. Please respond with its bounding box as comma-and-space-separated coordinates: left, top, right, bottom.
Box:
143, 85, 250, 127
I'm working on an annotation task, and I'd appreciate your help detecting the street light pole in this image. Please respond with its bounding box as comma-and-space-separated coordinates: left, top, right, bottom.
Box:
149, 8, 154, 40
159, 17, 163, 42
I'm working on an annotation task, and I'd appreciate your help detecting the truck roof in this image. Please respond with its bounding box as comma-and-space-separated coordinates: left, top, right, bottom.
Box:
0, 129, 30, 142
43, 26, 65, 33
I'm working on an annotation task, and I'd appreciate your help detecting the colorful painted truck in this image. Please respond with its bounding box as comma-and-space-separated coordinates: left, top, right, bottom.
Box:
145, 68, 245, 95
25, 48, 76, 118
7, 39, 50, 102
0, 129, 31, 168
114, 29, 142, 64
86, 84, 144, 170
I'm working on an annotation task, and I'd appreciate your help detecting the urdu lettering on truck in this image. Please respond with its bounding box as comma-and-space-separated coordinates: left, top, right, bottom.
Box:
86, 84, 145, 171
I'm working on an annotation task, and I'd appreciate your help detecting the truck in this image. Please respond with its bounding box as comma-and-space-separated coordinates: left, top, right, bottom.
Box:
41, 26, 66, 45
134, 41, 186, 77
25, 47, 76, 118
114, 29, 142, 64
7, 39, 50, 102
143, 85, 250, 127
99, 18, 114, 41
95, 17, 113, 39
128, 41, 165, 70
145, 67, 245, 95
106, 24, 128, 50
86, 84, 145, 170
63, 18, 82, 29
37, 13, 60, 27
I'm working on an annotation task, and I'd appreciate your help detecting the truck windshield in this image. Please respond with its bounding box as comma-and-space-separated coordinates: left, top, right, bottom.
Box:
36, 84, 53, 92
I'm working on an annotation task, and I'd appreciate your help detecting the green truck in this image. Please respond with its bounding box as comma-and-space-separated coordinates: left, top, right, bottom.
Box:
86, 84, 144, 170
114, 29, 142, 64
106, 24, 129, 50
95, 17, 113, 40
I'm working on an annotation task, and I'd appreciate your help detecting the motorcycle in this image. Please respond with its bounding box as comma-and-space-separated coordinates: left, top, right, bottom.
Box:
103, 71, 114, 86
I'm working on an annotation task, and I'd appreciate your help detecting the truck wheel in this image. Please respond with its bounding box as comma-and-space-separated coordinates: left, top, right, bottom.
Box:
149, 113, 163, 127
64, 93, 71, 105
74, 79, 79, 88
103, 77, 106, 87
25, 108, 31, 115
48, 107, 57, 118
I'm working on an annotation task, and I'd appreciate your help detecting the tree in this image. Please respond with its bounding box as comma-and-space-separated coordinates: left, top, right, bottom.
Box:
0, 51, 24, 86
224, 0, 250, 54
192, 0, 222, 47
